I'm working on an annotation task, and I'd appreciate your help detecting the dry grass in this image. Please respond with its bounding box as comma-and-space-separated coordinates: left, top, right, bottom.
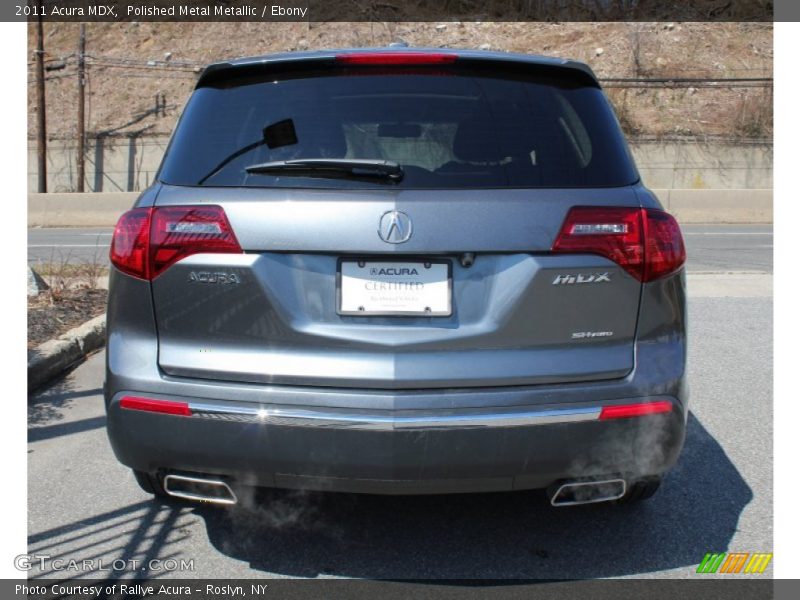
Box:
38, 253, 73, 302
732, 88, 773, 139
35, 262, 109, 278
28, 22, 772, 141
33, 248, 108, 307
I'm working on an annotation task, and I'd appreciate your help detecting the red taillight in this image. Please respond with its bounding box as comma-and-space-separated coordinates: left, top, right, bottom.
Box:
335, 52, 457, 65
553, 207, 644, 280
119, 396, 192, 416
642, 209, 687, 282
148, 206, 242, 279
110, 207, 153, 280
599, 400, 673, 420
552, 207, 685, 282
110, 205, 242, 281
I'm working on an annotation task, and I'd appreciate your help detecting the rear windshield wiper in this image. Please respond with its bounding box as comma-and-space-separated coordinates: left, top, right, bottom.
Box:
197, 139, 265, 186
245, 159, 404, 183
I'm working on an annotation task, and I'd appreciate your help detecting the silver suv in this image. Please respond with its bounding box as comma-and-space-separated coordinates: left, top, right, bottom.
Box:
105, 48, 687, 507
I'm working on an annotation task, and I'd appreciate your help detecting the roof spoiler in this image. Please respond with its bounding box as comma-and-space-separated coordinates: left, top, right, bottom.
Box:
196, 48, 600, 88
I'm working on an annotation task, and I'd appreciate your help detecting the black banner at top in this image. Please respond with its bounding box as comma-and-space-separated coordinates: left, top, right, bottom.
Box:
6, 0, 779, 23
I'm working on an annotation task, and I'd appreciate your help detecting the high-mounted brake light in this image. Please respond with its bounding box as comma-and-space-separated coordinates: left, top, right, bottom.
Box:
599, 400, 673, 420
336, 52, 457, 65
120, 396, 192, 416
552, 207, 685, 282
110, 205, 242, 281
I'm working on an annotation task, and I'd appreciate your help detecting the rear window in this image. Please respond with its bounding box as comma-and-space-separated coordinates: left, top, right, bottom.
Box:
159, 66, 639, 189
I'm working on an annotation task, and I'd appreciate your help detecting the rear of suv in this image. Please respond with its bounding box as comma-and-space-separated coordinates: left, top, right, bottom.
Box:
105, 48, 687, 507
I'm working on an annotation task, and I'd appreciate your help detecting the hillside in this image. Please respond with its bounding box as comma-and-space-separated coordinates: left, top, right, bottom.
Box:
28, 21, 773, 141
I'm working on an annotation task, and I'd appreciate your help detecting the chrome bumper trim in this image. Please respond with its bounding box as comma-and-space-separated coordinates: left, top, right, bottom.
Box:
188, 403, 602, 430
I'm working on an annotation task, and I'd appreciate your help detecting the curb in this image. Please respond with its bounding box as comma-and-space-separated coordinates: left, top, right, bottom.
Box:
28, 314, 106, 392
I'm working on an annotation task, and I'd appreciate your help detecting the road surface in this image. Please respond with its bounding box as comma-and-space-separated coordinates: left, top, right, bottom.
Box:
27, 226, 772, 579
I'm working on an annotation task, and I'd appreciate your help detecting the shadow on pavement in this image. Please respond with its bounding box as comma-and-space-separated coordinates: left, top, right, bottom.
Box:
28, 376, 107, 440
28, 415, 106, 442
185, 413, 752, 578
28, 500, 196, 581
28, 360, 102, 426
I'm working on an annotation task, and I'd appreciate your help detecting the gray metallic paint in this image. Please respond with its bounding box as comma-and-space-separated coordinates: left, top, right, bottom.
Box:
105, 263, 687, 493
149, 185, 645, 388
104, 50, 687, 495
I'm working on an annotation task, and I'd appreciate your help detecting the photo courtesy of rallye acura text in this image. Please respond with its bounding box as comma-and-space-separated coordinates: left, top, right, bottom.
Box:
105, 47, 687, 507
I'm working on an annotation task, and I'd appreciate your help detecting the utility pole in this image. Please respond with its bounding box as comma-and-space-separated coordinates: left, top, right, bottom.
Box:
35, 14, 47, 193
77, 24, 86, 192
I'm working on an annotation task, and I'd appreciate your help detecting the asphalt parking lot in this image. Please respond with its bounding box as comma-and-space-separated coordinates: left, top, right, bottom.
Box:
27, 225, 772, 579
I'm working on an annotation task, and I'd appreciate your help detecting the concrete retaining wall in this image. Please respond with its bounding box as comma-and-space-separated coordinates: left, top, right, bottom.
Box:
652, 189, 773, 224
28, 189, 773, 227
633, 140, 773, 190
28, 192, 137, 228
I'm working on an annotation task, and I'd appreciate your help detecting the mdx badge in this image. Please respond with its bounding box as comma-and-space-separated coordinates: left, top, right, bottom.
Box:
552, 272, 611, 285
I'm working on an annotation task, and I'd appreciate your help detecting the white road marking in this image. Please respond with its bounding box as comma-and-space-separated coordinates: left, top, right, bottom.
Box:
688, 273, 773, 298
684, 232, 772, 236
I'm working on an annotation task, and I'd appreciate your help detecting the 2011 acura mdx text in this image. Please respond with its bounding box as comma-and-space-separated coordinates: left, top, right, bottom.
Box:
105, 48, 687, 507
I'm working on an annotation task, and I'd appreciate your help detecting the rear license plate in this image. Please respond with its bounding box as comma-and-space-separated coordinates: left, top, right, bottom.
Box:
338, 259, 452, 316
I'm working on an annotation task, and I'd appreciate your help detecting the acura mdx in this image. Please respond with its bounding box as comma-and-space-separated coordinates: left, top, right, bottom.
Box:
105, 48, 687, 507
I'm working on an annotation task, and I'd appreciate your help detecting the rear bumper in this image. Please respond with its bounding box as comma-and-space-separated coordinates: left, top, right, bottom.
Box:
105, 267, 688, 495
106, 390, 687, 494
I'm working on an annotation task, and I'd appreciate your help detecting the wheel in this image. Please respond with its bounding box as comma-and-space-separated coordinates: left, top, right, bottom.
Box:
618, 476, 662, 503
132, 469, 167, 498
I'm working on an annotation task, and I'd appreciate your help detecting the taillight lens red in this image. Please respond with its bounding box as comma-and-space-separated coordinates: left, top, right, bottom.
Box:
642, 209, 687, 282
110, 205, 242, 281
149, 206, 242, 278
552, 207, 685, 282
335, 52, 457, 65
553, 207, 644, 280
110, 207, 153, 280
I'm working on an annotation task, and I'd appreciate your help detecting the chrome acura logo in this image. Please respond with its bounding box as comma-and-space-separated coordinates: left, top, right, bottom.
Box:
378, 210, 412, 244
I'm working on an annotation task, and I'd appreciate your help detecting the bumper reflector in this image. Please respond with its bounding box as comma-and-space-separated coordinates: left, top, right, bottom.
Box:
120, 396, 192, 417
599, 400, 672, 420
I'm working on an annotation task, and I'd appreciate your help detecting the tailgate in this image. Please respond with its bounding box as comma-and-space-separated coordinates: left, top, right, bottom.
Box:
151, 186, 642, 389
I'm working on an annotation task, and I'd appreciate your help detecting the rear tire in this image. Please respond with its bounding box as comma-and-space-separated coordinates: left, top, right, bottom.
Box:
132, 470, 167, 498
618, 476, 662, 503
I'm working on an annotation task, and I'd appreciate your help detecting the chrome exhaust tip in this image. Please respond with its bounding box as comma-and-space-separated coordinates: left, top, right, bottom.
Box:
548, 478, 626, 507
163, 474, 238, 505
